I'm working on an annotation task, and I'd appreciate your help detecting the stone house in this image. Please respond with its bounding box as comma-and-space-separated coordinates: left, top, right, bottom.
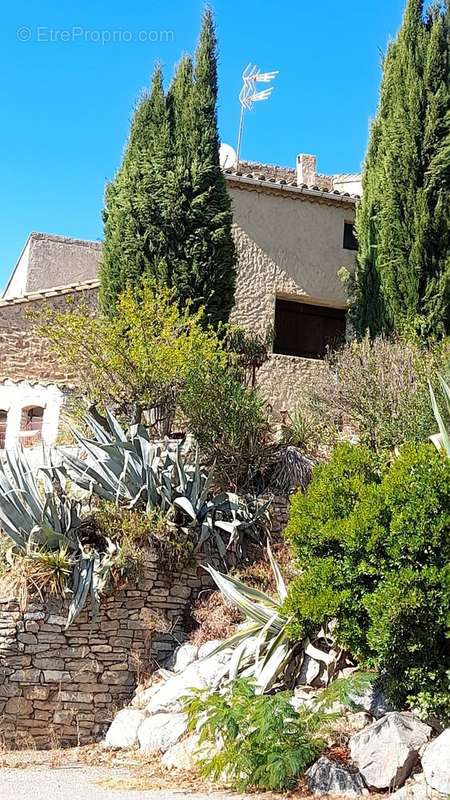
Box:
0, 154, 360, 448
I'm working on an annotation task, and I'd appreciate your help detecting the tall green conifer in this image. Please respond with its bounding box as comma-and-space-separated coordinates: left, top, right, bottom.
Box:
100, 10, 236, 326
351, 0, 450, 339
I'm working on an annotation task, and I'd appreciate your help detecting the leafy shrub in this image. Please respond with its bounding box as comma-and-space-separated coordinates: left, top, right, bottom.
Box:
184, 678, 329, 790
284, 442, 450, 720
36, 284, 225, 428
179, 360, 272, 491
300, 335, 446, 452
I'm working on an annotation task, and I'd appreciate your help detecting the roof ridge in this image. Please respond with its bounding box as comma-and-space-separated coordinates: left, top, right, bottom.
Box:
223, 171, 359, 202
29, 232, 103, 248
0, 279, 100, 306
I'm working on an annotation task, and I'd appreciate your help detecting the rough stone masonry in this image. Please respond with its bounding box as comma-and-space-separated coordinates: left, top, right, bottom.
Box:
0, 548, 213, 748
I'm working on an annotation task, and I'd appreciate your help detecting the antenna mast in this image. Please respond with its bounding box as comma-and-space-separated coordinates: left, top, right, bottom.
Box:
236, 64, 278, 167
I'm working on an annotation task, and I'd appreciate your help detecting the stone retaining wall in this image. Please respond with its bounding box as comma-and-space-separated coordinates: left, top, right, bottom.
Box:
0, 498, 289, 748
0, 548, 213, 748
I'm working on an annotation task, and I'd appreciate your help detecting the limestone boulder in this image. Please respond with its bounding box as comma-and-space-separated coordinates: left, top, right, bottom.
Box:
146, 651, 232, 714
421, 729, 450, 795
161, 734, 200, 770
169, 643, 199, 673
389, 772, 444, 800
349, 712, 432, 789
138, 712, 188, 755
131, 681, 164, 710
197, 640, 223, 659
104, 708, 146, 749
306, 757, 368, 796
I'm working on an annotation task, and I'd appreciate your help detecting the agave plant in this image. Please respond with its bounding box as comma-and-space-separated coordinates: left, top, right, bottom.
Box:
429, 374, 450, 458
0, 447, 84, 549
59, 411, 269, 560
203, 546, 349, 692
0, 447, 117, 627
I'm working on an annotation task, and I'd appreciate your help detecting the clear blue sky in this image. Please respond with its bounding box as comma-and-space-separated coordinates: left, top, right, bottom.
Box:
0, 0, 406, 288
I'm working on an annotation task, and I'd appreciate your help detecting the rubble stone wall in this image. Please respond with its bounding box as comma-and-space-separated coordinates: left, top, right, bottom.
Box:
0, 548, 213, 748
0, 499, 288, 748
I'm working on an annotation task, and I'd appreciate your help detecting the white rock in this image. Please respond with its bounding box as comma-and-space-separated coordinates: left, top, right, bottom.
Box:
161, 734, 200, 770
349, 712, 432, 790
170, 643, 199, 673
104, 708, 146, 749
138, 712, 188, 755
197, 640, 223, 659
422, 729, 450, 795
331, 712, 373, 740
147, 651, 232, 714
349, 685, 392, 718
389, 773, 443, 800
131, 682, 163, 709
306, 757, 368, 796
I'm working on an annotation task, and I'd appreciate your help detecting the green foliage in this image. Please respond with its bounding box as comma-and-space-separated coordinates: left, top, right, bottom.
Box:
224, 325, 273, 388
351, 0, 450, 339
37, 284, 224, 426
180, 359, 272, 490
92, 502, 188, 579
304, 335, 446, 452
0, 448, 116, 627
280, 408, 323, 453
284, 441, 450, 719
100, 10, 236, 326
58, 410, 269, 562
184, 678, 329, 791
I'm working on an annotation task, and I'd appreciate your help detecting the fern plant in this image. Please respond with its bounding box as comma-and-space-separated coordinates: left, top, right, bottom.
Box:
184, 678, 330, 791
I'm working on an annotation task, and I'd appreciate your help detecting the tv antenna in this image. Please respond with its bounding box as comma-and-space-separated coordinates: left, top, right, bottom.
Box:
236, 64, 278, 166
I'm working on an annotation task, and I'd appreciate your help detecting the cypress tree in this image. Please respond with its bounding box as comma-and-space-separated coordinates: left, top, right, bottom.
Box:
351, 0, 450, 339
100, 65, 171, 312
100, 10, 236, 326
185, 9, 236, 325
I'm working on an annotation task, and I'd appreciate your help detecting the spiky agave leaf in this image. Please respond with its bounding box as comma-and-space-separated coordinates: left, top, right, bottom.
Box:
201, 545, 296, 691
59, 411, 268, 558
429, 375, 450, 457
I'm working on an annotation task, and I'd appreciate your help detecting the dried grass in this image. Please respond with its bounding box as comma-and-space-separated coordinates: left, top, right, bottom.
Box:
187, 590, 241, 646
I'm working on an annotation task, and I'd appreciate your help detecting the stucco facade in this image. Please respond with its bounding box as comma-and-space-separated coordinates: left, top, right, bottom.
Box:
227, 176, 357, 413
0, 156, 359, 426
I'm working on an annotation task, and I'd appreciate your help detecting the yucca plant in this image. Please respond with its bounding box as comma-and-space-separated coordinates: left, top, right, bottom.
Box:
429, 374, 450, 457
203, 546, 348, 692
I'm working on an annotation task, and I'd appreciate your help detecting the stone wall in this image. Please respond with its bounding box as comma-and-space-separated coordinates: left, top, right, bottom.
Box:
0, 499, 289, 748
0, 548, 213, 748
0, 288, 98, 385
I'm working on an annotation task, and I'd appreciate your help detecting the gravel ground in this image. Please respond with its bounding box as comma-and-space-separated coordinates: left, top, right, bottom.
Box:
0, 766, 239, 800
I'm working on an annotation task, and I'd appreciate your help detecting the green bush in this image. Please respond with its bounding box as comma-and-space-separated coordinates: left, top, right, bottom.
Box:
179, 360, 272, 490
284, 442, 450, 721
184, 678, 329, 790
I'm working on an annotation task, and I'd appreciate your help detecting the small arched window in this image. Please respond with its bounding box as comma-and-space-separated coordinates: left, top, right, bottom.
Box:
0, 410, 7, 449
20, 406, 44, 447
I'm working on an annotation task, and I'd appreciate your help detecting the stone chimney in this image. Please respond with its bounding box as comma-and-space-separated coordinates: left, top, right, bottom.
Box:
296, 154, 317, 186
